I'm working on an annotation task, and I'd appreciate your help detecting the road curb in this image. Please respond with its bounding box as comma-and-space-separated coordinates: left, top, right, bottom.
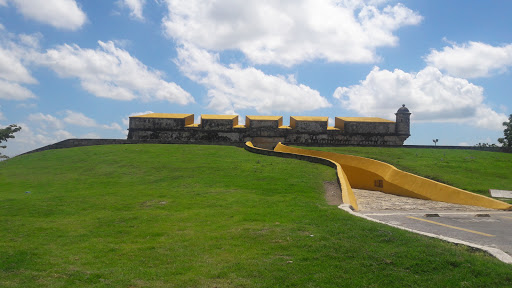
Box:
338, 204, 512, 264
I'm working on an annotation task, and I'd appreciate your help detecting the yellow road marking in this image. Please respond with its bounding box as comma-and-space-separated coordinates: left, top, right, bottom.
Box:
406, 216, 495, 237
501, 216, 512, 220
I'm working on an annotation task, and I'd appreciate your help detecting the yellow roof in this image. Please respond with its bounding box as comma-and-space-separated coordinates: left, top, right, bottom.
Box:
130, 113, 193, 119
336, 117, 393, 123
246, 116, 282, 121
291, 116, 329, 121
201, 114, 238, 120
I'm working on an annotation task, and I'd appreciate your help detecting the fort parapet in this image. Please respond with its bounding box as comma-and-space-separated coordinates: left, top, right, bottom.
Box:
127, 105, 411, 148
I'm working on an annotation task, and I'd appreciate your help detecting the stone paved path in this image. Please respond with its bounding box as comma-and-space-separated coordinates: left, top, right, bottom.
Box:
353, 188, 494, 211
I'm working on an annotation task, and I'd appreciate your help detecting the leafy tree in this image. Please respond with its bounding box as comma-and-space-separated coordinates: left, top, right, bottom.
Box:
498, 114, 512, 147
498, 114, 512, 148
0, 124, 22, 159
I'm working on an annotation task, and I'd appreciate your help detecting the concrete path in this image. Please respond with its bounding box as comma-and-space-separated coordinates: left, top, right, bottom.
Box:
342, 189, 512, 264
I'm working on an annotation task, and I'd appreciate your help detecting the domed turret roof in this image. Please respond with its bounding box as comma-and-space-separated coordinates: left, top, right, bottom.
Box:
396, 104, 410, 113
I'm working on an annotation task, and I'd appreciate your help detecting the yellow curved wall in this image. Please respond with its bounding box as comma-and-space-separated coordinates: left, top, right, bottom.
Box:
274, 143, 512, 211
245, 142, 359, 210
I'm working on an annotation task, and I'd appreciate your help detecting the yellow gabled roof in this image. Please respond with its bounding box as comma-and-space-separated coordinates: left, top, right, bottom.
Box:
246, 116, 282, 121
201, 114, 238, 120
291, 116, 329, 121
130, 113, 193, 119
336, 117, 393, 123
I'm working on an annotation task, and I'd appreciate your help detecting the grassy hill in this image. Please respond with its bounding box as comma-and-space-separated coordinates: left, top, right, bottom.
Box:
1, 144, 511, 287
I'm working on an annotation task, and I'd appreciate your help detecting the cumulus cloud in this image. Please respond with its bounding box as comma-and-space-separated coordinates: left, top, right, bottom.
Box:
176, 44, 330, 114
163, 0, 422, 66
122, 111, 153, 127
62, 110, 98, 127
333, 66, 507, 130
0, 79, 35, 100
2, 122, 75, 157
81, 132, 101, 139
119, 0, 146, 20
3, 0, 86, 30
35, 41, 194, 104
2, 110, 128, 157
0, 30, 39, 100
28, 113, 64, 129
426, 41, 512, 78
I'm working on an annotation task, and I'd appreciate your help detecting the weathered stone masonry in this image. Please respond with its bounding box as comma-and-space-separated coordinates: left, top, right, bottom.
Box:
127, 106, 412, 148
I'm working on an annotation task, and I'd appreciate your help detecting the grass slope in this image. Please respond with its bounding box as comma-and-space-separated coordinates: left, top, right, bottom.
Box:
0, 144, 511, 287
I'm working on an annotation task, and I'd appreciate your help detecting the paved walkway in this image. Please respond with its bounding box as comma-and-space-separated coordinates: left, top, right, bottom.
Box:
338, 188, 512, 263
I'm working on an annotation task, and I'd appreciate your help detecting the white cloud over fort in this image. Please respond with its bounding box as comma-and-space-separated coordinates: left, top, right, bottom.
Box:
426, 41, 512, 78
176, 44, 330, 114
334, 66, 507, 130
163, 0, 422, 66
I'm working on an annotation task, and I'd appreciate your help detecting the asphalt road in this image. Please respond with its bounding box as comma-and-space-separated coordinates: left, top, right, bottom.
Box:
360, 210, 512, 256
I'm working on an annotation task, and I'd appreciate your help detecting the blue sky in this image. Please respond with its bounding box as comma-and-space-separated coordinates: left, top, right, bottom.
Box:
2, 0, 512, 156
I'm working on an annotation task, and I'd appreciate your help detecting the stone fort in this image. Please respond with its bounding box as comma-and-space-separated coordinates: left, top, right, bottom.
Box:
127, 105, 411, 149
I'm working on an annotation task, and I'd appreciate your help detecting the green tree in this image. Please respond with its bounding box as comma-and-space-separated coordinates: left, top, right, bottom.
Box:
498, 114, 512, 148
0, 124, 22, 159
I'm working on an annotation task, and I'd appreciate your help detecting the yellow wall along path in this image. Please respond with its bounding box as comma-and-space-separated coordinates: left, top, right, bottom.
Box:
272, 143, 512, 211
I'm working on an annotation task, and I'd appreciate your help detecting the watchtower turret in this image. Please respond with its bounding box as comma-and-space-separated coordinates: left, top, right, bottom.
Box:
395, 104, 411, 136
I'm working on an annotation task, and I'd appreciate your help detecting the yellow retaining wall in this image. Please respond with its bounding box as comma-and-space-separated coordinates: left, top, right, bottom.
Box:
274, 143, 512, 211
245, 141, 358, 210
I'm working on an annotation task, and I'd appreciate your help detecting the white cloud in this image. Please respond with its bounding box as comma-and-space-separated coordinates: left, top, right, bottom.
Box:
28, 113, 64, 129
0, 111, 4, 120
333, 66, 507, 130
0, 79, 36, 100
122, 111, 153, 129
425, 41, 512, 78
0, 29, 40, 100
2, 123, 75, 157
176, 44, 331, 114
81, 132, 101, 139
0, 46, 37, 83
62, 110, 98, 127
2, 110, 129, 157
119, 0, 146, 20
102, 122, 123, 131
163, 0, 422, 66
36, 41, 194, 104
4, 0, 86, 30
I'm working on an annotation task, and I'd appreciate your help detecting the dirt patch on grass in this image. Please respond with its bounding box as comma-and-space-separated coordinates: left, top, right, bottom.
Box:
324, 181, 342, 206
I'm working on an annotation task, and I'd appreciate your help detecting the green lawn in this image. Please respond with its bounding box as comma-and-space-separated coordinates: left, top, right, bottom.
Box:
1, 144, 511, 287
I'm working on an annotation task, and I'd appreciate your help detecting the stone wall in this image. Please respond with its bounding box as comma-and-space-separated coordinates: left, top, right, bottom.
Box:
128, 114, 410, 147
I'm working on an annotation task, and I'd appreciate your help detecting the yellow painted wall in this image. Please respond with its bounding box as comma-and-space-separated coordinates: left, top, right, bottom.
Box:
274, 144, 512, 211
